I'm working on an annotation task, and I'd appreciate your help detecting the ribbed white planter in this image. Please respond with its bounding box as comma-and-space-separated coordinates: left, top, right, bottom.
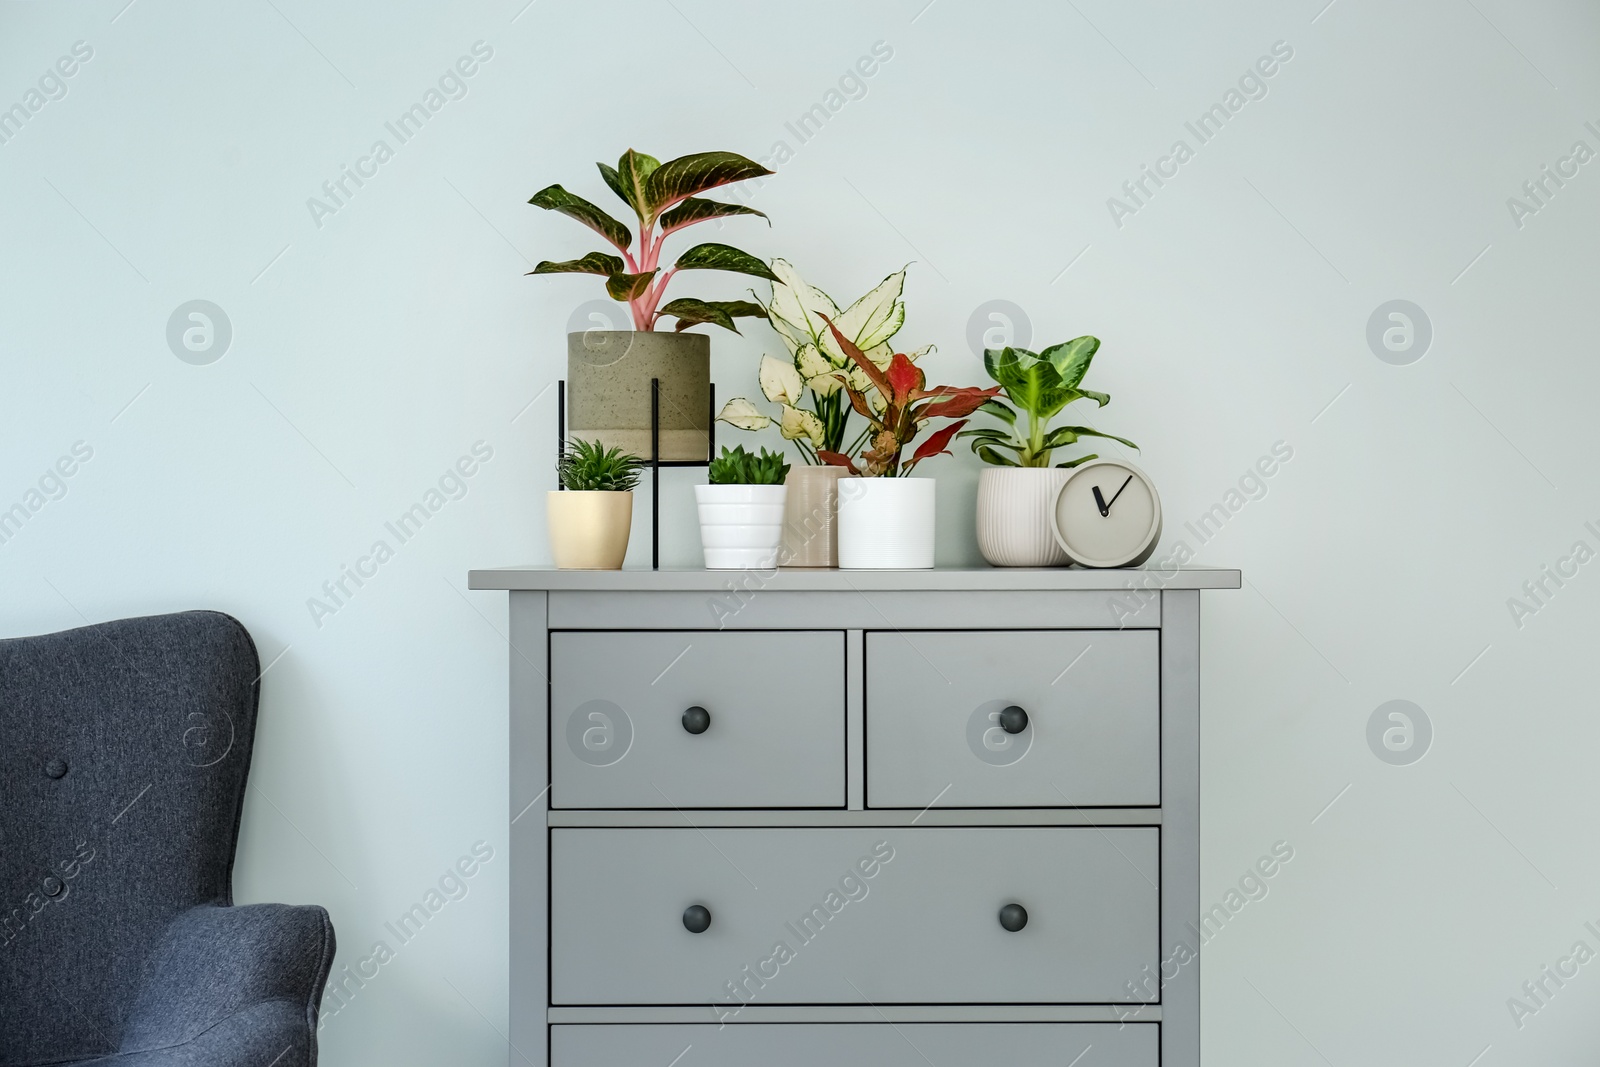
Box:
976, 467, 1072, 567
695, 484, 787, 569
837, 477, 936, 569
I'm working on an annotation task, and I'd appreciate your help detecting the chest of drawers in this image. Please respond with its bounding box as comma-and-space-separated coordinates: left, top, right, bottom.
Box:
468, 566, 1240, 1067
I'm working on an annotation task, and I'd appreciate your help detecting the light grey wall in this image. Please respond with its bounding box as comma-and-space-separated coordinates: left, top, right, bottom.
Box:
3, 0, 1597, 1063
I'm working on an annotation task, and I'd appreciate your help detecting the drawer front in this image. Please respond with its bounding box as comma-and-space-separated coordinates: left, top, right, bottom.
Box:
867, 630, 1159, 808
550, 631, 845, 809
553, 1023, 1158, 1066
551, 827, 1158, 1005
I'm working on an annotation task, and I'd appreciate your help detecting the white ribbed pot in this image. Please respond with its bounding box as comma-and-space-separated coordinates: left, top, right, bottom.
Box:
976, 467, 1072, 567
837, 477, 936, 569
695, 484, 787, 569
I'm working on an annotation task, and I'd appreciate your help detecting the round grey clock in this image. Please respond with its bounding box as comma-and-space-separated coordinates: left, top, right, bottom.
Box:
1051, 458, 1162, 568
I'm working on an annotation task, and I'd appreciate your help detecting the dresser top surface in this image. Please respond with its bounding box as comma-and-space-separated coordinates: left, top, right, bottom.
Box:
467, 566, 1241, 592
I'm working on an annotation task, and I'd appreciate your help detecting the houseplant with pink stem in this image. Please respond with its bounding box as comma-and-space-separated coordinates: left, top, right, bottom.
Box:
527, 148, 777, 461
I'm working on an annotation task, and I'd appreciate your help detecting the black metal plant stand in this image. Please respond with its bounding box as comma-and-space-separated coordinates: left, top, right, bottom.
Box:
556, 378, 714, 570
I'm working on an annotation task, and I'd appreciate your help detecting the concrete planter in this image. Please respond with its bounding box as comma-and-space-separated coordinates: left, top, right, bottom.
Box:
567, 331, 710, 462
976, 467, 1072, 567
547, 490, 632, 569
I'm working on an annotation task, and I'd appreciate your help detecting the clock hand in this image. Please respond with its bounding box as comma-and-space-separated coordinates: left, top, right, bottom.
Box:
1092, 485, 1109, 516
1103, 475, 1134, 513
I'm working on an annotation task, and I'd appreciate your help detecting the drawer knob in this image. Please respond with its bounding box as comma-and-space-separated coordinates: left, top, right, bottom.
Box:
682, 706, 711, 734
998, 705, 1029, 734
682, 904, 712, 933
998, 903, 1029, 932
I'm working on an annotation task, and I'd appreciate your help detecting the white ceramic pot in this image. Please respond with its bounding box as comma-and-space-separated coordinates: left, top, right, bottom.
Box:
837, 477, 936, 569
546, 490, 632, 569
695, 484, 787, 569
976, 467, 1072, 567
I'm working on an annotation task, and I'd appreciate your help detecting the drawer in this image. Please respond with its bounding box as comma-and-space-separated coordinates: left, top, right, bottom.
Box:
866, 630, 1159, 808
550, 631, 845, 809
551, 827, 1158, 1005
553, 1023, 1158, 1066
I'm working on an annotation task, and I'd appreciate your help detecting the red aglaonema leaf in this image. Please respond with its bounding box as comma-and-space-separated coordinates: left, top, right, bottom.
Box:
914, 385, 1002, 422
816, 450, 861, 473
885, 352, 922, 408
906, 419, 969, 471
820, 315, 893, 397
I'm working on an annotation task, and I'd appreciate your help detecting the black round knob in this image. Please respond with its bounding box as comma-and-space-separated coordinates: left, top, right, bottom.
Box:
683, 904, 712, 933
999, 903, 1028, 932
682, 706, 711, 734
998, 706, 1029, 734
42, 876, 65, 898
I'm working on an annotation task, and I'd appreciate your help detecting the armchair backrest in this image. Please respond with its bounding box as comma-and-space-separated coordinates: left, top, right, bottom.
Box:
0, 611, 260, 1065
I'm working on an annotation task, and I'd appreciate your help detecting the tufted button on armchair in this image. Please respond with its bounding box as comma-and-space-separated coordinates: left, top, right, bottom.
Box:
0, 611, 335, 1066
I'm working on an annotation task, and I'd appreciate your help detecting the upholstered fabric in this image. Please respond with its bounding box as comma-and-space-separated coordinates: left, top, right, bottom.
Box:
0, 612, 334, 1066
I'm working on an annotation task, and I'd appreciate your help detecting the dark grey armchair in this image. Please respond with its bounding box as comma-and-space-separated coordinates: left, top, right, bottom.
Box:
0, 611, 335, 1066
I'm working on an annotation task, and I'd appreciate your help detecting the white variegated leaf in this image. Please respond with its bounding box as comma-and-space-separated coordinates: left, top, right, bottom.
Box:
759, 354, 804, 405
904, 343, 935, 361
833, 267, 907, 350
766, 259, 838, 343
716, 397, 771, 431
778, 404, 826, 446
765, 307, 809, 355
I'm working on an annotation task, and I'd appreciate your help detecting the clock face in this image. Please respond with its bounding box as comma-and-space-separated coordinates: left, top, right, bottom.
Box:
1052, 460, 1162, 568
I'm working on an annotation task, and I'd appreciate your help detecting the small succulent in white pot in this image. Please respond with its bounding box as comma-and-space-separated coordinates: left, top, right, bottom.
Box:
548, 440, 643, 569
695, 446, 790, 570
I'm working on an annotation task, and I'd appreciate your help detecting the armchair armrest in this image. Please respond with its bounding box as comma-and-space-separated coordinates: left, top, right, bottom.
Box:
118, 903, 335, 1063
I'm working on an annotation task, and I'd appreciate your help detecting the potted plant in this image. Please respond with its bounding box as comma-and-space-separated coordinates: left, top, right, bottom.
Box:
961, 339, 1138, 566
548, 439, 643, 569
695, 446, 790, 569
528, 149, 776, 461
817, 319, 1000, 569
717, 261, 926, 566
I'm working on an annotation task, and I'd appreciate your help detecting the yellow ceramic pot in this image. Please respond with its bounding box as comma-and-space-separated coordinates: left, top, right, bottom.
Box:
547, 490, 632, 569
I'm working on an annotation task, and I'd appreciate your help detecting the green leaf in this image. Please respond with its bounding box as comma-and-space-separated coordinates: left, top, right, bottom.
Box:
528, 184, 633, 252
979, 398, 1017, 425
1056, 453, 1099, 468
1044, 425, 1139, 450
658, 298, 768, 333
616, 149, 661, 219
975, 444, 1020, 466
983, 347, 1074, 422
659, 198, 769, 235
674, 243, 780, 280
1042, 335, 1100, 388
597, 162, 628, 205
830, 266, 907, 351
1077, 388, 1111, 407
605, 270, 657, 302
528, 251, 625, 277
645, 151, 772, 221
956, 427, 1015, 442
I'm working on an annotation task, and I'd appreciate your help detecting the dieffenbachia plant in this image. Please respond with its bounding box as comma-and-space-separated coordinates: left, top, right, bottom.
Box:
818, 318, 1000, 477
715, 261, 928, 462
961, 340, 1137, 467
527, 149, 778, 333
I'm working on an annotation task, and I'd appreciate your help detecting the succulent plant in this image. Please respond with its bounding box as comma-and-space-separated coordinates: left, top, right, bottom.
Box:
707, 445, 790, 486
557, 439, 644, 491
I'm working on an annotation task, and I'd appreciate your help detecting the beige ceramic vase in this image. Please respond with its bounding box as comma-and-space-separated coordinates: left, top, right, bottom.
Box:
976, 467, 1071, 567
547, 490, 632, 569
780, 466, 852, 567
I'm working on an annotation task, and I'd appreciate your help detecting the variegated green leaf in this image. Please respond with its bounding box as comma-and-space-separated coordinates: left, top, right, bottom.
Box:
529, 252, 625, 277
616, 149, 660, 218
674, 243, 779, 280
1042, 426, 1138, 450
766, 259, 839, 344
605, 270, 656, 302
779, 404, 826, 446
658, 298, 766, 333
659, 198, 769, 235
528, 184, 632, 252
1056, 453, 1099, 468
645, 151, 772, 220
1042, 335, 1100, 388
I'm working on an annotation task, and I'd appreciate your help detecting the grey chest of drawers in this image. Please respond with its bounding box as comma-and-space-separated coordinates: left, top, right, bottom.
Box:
467, 566, 1241, 1067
